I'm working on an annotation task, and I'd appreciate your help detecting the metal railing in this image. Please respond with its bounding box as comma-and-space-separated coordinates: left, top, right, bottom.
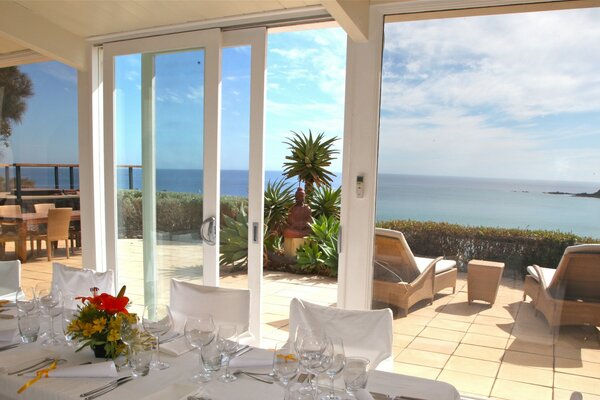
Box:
0, 163, 79, 204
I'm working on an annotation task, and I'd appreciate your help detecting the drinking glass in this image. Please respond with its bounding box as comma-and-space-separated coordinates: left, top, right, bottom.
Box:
130, 343, 153, 378
296, 327, 328, 395
120, 315, 141, 368
62, 308, 79, 347
18, 311, 40, 343
200, 340, 222, 377
142, 304, 173, 370
184, 314, 216, 382
343, 357, 369, 397
273, 343, 300, 400
15, 287, 36, 314
322, 337, 345, 400
35, 283, 63, 345
216, 324, 238, 383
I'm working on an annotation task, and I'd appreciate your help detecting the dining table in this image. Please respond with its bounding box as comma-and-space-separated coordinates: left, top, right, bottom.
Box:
0, 305, 461, 400
0, 211, 81, 263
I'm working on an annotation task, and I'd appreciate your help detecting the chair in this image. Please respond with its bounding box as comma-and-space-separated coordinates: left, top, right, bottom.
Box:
288, 298, 393, 370
523, 244, 600, 328
0, 205, 22, 259
374, 228, 457, 294
30, 207, 72, 260
169, 279, 254, 344
0, 260, 20, 300
373, 256, 442, 317
51, 262, 115, 308
29, 203, 56, 251
34, 203, 56, 214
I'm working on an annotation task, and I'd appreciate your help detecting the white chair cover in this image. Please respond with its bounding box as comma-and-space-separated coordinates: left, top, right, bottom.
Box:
288, 298, 394, 370
169, 279, 253, 344
0, 260, 20, 300
51, 263, 115, 308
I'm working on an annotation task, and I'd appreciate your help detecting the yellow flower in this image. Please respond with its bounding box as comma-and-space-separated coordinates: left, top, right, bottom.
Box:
109, 316, 122, 330
67, 320, 80, 333
107, 329, 120, 342
277, 354, 297, 362
92, 318, 107, 334
82, 323, 93, 337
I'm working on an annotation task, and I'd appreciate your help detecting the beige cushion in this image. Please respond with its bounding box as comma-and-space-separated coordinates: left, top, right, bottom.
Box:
415, 257, 456, 275
526, 265, 556, 285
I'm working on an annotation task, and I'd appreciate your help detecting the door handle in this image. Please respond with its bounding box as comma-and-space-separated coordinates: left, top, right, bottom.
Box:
200, 216, 216, 246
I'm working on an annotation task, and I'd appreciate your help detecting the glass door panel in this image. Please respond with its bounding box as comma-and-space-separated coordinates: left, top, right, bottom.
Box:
219, 45, 251, 290
114, 49, 205, 313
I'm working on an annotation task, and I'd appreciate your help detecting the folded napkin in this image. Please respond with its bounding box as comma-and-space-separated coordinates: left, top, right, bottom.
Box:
23, 360, 118, 378
356, 389, 375, 400
143, 383, 197, 400
160, 336, 193, 357
0, 328, 17, 342
0, 348, 56, 373
229, 347, 273, 373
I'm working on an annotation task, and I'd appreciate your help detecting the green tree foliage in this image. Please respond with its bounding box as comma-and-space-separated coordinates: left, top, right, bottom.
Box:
0, 67, 33, 146
283, 130, 339, 195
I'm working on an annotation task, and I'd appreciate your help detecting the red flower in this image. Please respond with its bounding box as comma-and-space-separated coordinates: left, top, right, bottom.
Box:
96, 293, 129, 315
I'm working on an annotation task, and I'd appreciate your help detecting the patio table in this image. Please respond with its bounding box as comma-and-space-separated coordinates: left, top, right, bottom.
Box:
0, 211, 80, 263
0, 305, 461, 400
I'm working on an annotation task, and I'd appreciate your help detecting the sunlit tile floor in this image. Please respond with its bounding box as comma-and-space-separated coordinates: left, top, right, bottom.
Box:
15, 243, 600, 400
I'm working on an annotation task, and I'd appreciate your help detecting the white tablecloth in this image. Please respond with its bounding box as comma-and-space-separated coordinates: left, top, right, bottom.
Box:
0, 307, 460, 400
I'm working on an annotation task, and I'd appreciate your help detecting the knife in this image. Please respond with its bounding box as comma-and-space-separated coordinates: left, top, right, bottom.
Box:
83, 376, 134, 400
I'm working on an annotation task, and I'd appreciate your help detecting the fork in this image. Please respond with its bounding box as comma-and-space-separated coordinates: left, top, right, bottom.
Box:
82, 376, 134, 400
0, 343, 20, 352
80, 376, 132, 397
8, 357, 53, 375
233, 370, 274, 384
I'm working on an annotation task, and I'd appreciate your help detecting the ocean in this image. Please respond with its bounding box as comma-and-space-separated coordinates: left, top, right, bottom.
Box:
18, 167, 600, 239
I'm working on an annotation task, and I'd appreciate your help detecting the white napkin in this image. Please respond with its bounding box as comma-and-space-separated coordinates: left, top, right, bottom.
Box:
0, 328, 17, 342
160, 336, 193, 356
23, 360, 118, 378
229, 347, 273, 372
142, 383, 197, 400
356, 389, 375, 400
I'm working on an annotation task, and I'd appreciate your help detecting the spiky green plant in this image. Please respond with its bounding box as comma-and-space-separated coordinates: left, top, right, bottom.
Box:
296, 215, 340, 275
219, 206, 249, 269
282, 130, 339, 195
308, 186, 341, 219
264, 178, 295, 241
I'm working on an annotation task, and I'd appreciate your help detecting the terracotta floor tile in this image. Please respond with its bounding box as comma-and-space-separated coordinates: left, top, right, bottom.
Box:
462, 332, 508, 349
428, 317, 471, 332
437, 370, 494, 397
454, 343, 505, 363
393, 362, 441, 380
554, 343, 600, 363
497, 363, 553, 386
473, 314, 514, 327
396, 348, 450, 369
553, 388, 600, 400
506, 337, 553, 356
392, 323, 426, 337
407, 336, 459, 355
554, 372, 600, 396
445, 355, 500, 377
491, 379, 553, 400
419, 326, 465, 342
468, 323, 512, 338
393, 334, 415, 349
555, 357, 600, 379
502, 350, 553, 369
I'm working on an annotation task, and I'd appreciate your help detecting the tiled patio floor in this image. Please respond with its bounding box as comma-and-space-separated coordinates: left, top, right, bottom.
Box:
15, 243, 600, 400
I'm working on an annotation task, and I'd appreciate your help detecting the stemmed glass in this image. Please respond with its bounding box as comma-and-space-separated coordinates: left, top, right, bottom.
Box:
142, 304, 173, 370
296, 327, 328, 395
184, 314, 216, 382
15, 287, 36, 314
35, 283, 63, 346
216, 324, 239, 383
273, 343, 299, 400
62, 308, 79, 347
322, 337, 345, 400
120, 316, 141, 368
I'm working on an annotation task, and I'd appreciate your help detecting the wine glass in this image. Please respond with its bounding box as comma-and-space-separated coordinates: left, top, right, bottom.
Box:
273, 343, 299, 400
184, 314, 216, 382
62, 308, 79, 347
35, 283, 63, 345
216, 324, 238, 383
120, 315, 141, 368
322, 337, 345, 400
142, 304, 173, 370
296, 327, 328, 395
15, 286, 36, 314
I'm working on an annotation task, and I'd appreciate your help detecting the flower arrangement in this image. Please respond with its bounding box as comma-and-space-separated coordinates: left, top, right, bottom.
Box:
67, 285, 136, 359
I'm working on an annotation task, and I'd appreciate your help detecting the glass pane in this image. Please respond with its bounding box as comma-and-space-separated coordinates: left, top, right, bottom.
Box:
115, 49, 205, 313
219, 46, 250, 290
0, 61, 80, 291
374, 7, 600, 393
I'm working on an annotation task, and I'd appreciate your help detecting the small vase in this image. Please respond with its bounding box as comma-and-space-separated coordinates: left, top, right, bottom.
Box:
92, 345, 108, 359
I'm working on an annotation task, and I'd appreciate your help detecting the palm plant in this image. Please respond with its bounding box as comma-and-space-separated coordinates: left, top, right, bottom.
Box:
264, 178, 295, 242
308, 186, 341, 219
219, 206, 249, 269
282, 130, 339, 195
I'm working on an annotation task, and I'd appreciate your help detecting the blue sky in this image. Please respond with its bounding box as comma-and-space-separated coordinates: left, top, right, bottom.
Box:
3, 8, 600, 184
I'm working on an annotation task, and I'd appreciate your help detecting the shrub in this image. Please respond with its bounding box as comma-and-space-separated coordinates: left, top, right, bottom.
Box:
308, 186, 340, 219
296, 215, 339, 276
377, 220, 599, 277
264, 179, 295, 252
220, 206, 249, 270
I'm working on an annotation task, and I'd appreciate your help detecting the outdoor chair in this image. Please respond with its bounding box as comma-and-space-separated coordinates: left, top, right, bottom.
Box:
30, 208, 72, 261
51, 262, 115, 308
29, 203, 56, 251
169, 279, 254, 344
523, 244, 600, 328
0, 205, 22, 260
0, 260, 20, 300
288, 297, 394, 370
374, 228, 457, 294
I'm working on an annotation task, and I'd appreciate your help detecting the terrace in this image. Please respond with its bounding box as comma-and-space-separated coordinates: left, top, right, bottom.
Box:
12, 241, 600, 400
